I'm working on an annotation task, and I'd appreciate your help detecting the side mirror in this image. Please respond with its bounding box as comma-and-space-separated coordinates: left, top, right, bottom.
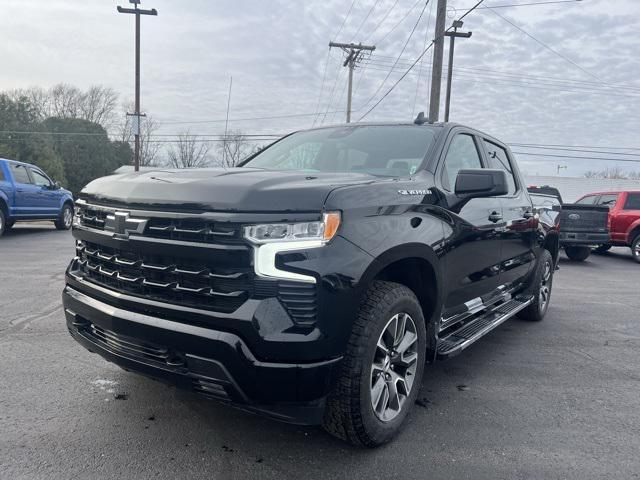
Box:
53, 181, 61, 190
455, 169, 508, 199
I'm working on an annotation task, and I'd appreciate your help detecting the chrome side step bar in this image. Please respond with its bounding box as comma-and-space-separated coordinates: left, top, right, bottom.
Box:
436, 295, 534, 359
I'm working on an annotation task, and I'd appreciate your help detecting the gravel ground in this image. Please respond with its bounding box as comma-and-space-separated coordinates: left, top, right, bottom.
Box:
1, 223, 639, 480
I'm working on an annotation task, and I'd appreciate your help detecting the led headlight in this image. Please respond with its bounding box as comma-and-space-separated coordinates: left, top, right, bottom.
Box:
244, 212, 341, 283
244, 212, 341, 244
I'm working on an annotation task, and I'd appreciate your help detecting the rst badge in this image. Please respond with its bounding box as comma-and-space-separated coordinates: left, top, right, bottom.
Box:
398, 189, 432, 196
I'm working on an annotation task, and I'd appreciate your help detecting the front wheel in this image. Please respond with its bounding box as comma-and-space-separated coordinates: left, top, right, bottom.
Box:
519, 250, 554, 322
565, 246, 591, 261
54, 204, 73, 230
631, 235, 640, 264
323, 281, 426, 447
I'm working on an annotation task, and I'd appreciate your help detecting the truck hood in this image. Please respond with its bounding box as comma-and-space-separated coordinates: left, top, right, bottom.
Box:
80, 167, 380, 213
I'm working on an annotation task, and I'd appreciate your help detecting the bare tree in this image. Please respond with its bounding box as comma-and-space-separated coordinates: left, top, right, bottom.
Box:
583, 167, 634, 180
48, 83, 83, 118
216, 130, 261, 168
118, 103, 163, 167
80, 86, 119, 126
167, 131, 211, 168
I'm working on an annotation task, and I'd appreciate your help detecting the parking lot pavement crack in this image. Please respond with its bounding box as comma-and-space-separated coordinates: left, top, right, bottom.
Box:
0, 302, 62, 337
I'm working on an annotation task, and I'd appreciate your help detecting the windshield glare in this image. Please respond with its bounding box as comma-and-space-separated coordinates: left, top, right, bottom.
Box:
243, 125, 437, 177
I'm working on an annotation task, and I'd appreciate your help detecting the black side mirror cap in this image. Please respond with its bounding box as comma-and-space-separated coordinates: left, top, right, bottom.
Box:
455, 169, 509, 198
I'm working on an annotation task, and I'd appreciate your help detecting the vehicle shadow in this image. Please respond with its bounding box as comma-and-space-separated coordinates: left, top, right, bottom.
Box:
3, 225, 60, 236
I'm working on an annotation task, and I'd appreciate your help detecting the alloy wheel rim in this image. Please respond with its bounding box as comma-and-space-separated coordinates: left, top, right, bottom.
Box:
539, 260, 552, 311
370, 312, 419, 422
64, 208, 73, 228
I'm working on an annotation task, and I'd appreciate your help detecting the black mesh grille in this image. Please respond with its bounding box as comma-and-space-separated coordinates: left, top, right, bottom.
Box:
74, 241, 251, 313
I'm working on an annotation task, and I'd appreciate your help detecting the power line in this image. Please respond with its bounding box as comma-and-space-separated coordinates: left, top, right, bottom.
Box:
375, 0, 424, 45
364, 0, 401, 42
313, 0, 359, 127
512, 151, 640, 164
451, 0, 583, 11
485, 6, 608, 86
351, 0, 384, 41
358, 0, 486, 120
358, 1, 431, 112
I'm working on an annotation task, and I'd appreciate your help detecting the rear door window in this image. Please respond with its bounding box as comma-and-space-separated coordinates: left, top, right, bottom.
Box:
441, 134, 483, 191
624, 193, 640, 210
12, 165, 32, 184
483, 140, 517, 195
597, 194, 618, 209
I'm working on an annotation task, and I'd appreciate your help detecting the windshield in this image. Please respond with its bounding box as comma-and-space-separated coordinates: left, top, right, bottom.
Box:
242, 125, 438, 177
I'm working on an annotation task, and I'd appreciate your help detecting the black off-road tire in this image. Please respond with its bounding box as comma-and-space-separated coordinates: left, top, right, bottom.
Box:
593, 244, 611, 254
519, 250, 554, 322
54, 203, 74, 230
565, 246, 591, 262
631, 235, 640, 264
322, 281, 426, 447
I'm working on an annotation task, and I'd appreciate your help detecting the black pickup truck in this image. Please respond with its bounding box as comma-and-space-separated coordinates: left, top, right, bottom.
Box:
63, 121, 559, 446
528, 185, 609, 261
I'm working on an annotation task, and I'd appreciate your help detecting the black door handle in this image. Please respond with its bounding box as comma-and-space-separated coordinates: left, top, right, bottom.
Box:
488, 212, 503, 223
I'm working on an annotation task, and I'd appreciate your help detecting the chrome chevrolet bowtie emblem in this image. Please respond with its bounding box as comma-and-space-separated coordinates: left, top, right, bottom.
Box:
104, 211, 147, 239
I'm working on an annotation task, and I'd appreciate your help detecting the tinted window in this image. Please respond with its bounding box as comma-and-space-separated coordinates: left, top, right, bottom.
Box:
0, 166, 5, 182
30, 169, 51, 187
484, 140, 517, 195
243, 125, 437, 177
442, 134, 483, 191
597, 194, 618, 209
624, 193, 640, 210
12, 165, 32, 184
576, 195, 597, 205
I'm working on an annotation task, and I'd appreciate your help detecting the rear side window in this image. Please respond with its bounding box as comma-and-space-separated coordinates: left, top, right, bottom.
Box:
597, 194, 618, 209
12, 165, 32, 184
576, 195, 597, 205
624, 193, 640, 210
0, 166, 5, 181
483, 140, 517, 195
441, 134, 483, 191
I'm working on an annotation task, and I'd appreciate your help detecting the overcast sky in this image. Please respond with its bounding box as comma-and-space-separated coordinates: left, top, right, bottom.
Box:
1, 0, 639, 176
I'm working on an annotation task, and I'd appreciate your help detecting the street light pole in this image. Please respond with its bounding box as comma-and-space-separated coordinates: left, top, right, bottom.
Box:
117, 0, 158, 172
444, 20, 472, 122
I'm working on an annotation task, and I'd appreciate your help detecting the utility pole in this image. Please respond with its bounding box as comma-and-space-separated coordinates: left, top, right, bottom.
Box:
444, 20, 472, 122
223, 76, 233, 166
428, 0, 447, 123
117, 0, 158, 172
329, 42, 376, 123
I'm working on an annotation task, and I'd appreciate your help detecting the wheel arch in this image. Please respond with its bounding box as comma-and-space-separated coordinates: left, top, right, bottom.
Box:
360, 243, 444, 361
627, 220, 640, 244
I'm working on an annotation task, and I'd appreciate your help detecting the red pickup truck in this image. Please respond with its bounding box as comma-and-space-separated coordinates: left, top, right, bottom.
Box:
575, 191, 640, 263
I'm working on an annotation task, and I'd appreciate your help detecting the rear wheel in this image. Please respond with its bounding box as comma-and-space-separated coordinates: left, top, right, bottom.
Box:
565, 246, 591, 262
519, 250, 554, 322
593, 244, 611, 254
631, 235, 640, 264
0, 209, 5, 237
323, 281, 426, 447
54, 204, 73, 230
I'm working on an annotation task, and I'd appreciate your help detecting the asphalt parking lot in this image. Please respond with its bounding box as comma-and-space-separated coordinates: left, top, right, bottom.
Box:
1, 224, 639, 480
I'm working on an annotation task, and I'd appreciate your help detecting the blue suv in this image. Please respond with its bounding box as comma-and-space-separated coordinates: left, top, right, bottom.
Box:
0, 158, 74, 236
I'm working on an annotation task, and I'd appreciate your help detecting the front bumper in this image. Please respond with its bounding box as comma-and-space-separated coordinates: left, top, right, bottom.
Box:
560, 232, 610, 246
63, 284, 342, 425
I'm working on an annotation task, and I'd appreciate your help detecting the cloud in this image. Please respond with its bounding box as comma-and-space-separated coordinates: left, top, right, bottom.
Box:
0, 0, 639, 175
